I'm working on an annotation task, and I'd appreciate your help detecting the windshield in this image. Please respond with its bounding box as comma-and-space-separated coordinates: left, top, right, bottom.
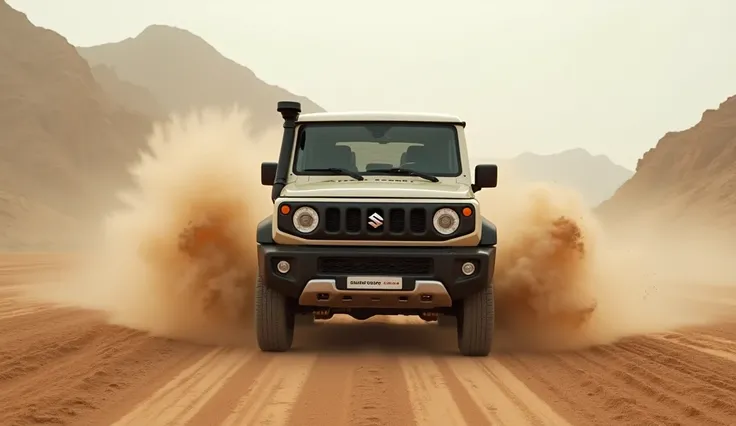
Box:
292, 122, 462, 177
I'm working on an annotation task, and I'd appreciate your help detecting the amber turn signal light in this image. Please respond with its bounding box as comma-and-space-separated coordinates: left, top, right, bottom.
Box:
280, 204, 291, 215
461, 207, 473, 217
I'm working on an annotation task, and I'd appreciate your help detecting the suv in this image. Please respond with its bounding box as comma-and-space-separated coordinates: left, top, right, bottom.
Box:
256, 101, 498, 356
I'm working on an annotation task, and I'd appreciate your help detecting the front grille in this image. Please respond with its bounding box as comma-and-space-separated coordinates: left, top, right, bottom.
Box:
325, 207, 428, 235
277, 202, 475, 241
318, 257, 433, 275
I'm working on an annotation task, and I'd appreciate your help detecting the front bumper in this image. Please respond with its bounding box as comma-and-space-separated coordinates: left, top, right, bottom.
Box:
257, 244, 495, 309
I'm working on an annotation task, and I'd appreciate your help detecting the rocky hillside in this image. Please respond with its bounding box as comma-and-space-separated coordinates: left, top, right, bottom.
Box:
1, 3, 324, 249
597, 94, 736, 229
88, 64, 165, 119
473, 149, 633, 207
0, 1, 154, 247
78, 25, 324, 129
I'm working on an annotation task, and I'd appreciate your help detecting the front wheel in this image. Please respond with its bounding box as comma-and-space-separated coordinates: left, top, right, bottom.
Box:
457, 281, 494, 356
255, 269, 295, 352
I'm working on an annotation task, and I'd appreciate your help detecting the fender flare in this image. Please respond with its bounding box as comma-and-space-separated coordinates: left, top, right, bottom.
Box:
480, 217, 497, 246
256, 216, 274, 244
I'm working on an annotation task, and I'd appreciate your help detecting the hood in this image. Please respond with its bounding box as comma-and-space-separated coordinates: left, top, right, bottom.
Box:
280, 178, 474, 199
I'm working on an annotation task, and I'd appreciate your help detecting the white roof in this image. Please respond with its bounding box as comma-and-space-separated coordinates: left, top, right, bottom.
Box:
297, 111, 464, 124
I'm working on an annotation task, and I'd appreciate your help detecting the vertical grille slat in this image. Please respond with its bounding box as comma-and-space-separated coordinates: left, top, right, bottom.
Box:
409, 208, 427, 233
389, 208, 404, 233
325, 208, 340, 233
345, 208, 361, 233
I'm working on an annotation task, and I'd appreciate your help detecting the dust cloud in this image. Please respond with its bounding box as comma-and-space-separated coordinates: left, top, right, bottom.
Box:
25, 109, 279, 345
22, 110, 736, 351
480, 165, 736, 351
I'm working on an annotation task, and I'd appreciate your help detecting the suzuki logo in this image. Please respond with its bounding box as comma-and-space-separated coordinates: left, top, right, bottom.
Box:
368, 212, 384, 229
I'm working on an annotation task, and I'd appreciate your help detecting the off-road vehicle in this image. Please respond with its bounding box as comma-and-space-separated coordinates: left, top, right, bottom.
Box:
256, 101, 498, 356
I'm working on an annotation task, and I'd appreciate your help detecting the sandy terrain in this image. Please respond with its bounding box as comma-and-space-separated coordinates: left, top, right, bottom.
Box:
0, 255, 733, 426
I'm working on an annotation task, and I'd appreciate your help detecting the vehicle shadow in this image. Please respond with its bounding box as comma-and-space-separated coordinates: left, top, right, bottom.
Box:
292, 319, 461, 356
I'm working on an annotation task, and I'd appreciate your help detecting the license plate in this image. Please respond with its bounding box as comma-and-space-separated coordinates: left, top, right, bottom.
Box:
346, 276, 403, 290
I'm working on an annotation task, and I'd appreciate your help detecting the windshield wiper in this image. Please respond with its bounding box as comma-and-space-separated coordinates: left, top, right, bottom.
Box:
303, 168, 365, 181
367, 167, 439, 183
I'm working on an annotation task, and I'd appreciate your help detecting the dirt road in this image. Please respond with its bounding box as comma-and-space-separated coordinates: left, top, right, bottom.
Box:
0, 255, 734, 426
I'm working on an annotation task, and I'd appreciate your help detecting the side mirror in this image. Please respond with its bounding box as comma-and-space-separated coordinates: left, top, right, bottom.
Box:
473, 164, 498, 192
261, 162, 277, 186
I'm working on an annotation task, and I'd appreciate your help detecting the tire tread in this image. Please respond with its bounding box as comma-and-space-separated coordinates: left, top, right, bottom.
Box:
255, 271, 294, 352
458, 282, 494, 356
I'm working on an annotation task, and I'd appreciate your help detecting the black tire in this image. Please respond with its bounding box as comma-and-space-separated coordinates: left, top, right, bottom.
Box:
255, 269, 294, 352
457, 281, 494, 356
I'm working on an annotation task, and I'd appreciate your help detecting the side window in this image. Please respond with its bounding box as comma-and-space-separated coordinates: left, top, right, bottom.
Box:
446, 136, 458, 172
293, 130, 306, 172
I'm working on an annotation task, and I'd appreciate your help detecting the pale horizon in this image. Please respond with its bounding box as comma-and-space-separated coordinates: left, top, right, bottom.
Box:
9, 0, 736, 170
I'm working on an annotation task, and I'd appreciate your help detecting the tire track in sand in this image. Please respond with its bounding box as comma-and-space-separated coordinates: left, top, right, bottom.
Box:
288, 354, 414, 426
389, 315, 568, 425
400, 355, 569, 426
655, 332, 736, 363
217, 353, 316, 426
112, 348, 314, 426
401, 355, 487, 425
0, 306, 199, 426
112, 347, 261, 425
445, 357, 571, 425
499, 335, 736, 426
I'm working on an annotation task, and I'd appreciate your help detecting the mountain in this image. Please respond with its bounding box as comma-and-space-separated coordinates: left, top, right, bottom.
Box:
597, 94, 736, 230
0, 2, 153, 247
1, 3, 327, 249
473, 149, 634, 207
88, 64, 165, 118
77, 25, 324, 129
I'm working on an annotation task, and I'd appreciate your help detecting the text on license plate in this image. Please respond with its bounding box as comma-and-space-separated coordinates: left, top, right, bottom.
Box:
346, 276, 403, 290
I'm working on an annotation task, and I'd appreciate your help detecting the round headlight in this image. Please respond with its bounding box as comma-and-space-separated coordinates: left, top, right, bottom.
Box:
433, 208, 460, 235
292, 206, 319, 233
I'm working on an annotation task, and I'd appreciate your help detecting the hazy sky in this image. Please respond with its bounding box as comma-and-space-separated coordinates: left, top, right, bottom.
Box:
9, 0, 736, 169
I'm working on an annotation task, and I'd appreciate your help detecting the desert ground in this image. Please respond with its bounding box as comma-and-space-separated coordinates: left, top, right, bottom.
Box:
0, 254, 734, 426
